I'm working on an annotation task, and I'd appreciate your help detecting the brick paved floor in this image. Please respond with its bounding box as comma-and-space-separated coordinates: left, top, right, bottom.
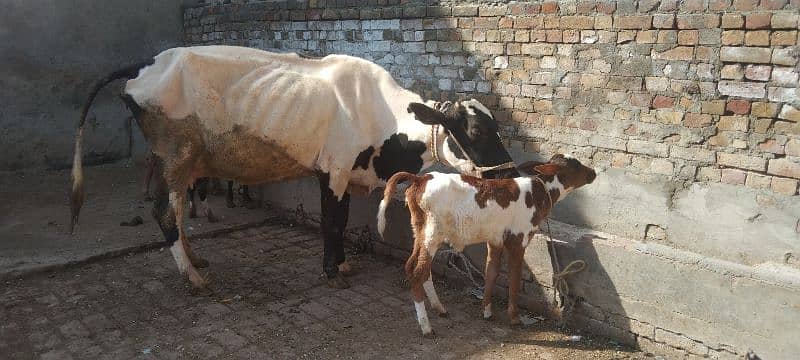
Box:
1, 221, 644, 359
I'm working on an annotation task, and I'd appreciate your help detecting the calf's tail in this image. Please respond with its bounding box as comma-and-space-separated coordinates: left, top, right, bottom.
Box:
70, 60, 153, 234
377, 172, 419, 238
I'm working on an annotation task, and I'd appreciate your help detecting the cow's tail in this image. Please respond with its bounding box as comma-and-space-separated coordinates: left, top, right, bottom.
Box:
377, 172, 419, 238
70, 60, 153, 234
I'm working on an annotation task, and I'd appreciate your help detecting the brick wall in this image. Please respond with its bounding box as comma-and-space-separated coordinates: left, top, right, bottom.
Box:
183, 1, 800, 358
185, 0, 800, 198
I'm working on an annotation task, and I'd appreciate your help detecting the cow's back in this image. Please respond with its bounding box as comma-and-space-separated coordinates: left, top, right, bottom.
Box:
125, 46, 417, 195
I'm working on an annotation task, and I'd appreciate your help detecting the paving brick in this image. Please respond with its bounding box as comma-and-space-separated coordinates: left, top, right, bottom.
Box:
615, 16, 652, 29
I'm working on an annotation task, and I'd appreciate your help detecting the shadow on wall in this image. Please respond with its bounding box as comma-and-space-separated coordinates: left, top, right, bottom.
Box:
193, 0, 637, 347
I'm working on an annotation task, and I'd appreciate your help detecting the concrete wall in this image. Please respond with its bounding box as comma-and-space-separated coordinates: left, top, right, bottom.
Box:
0, 0, 185, 170
181, 0, 800, 358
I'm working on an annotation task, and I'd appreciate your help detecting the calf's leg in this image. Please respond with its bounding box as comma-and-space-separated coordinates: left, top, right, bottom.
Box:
318, 174, 350, 289
482, 243, 504, 320
410, 247, 436, 337
504, 236, 525, 325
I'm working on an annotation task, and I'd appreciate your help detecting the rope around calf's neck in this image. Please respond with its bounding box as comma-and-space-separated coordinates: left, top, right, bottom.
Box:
534, 176, 587, 312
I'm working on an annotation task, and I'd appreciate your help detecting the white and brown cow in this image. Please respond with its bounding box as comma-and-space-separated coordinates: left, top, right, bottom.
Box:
377, 154, 596, 337
70, 45, 518, 289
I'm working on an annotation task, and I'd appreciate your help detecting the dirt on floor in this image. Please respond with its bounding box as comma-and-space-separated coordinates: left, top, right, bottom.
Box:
0, 160, 271, 277
1, 219, 650, 360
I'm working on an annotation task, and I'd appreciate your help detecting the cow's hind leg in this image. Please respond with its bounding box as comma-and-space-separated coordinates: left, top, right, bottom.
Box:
195, 177, 218, 223
152, 160, 208, 287
318, 174, 350, 289
226, 181, 236, 208
187, 181, 197, 219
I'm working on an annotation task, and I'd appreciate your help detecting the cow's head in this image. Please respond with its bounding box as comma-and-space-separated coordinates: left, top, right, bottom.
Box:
408, 99, 518, 179
527, 154, 596, 191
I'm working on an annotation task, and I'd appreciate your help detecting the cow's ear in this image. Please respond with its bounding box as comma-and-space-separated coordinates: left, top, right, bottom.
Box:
518, 160, 546, 175
408, 103, 447, 125
533, 164, 561, 176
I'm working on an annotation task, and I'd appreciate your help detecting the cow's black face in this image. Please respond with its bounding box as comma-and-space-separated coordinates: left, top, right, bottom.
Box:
408, 100, 517, 179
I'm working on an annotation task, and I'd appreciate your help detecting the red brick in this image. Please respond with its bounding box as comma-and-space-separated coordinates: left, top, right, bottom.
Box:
615, 16, 652, 29
631, 93, 652, 107
771, 31, 798, 46
758, 139, 785, 154
721, 169, 747, 185
733, 0, 759, 10
596, 2, 616, 14
746, 13, 771, 29
760, 0, 788, 10
653, 95, 676, 108
684, 113, 713, 127
561, 16, 596, 29
576, 1, 596, 14
709, 0, 732, 10
681, 0, 707, 11
726, 100, 751, 114
545, 30, 562, 42
542, 2, 558, 13
721, 14, 744, 28
678, 30, 699, 45
744, 65, 772, 81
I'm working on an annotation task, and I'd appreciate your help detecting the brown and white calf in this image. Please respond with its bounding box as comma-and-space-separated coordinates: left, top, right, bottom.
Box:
377, 154, 596, 337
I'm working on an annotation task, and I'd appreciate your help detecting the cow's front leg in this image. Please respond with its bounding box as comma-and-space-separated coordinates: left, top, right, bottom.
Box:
318, 174, 351, 289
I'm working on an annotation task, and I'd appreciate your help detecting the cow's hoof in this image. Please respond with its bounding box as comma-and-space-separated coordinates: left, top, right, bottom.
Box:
188, 271, 211, 290
438, 311, 449, 318
326, 274, 350, 289
192, 257, 210, 269
188, 208, 198, 219
509, 317, 522, 327
338, 261, 353, 274
422, 330, 436, 339
245, 201, 262, 210
206, 212, 219, 223
226, 199, 236, 208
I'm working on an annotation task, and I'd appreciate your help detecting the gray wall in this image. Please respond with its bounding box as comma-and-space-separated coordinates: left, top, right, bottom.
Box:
0, 0, 184, 170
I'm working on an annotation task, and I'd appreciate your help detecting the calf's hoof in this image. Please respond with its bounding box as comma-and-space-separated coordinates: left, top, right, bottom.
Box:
326, 274, 350, 289
437, 311, 449, 318
422, 330, 436, 339
338, 261, 353, 274
188, 207, 198, 219
509, 317, 522, 327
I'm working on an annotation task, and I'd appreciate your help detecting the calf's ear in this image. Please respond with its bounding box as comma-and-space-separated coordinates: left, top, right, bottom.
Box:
533, 163, 560, 176
408, 102, 447, 125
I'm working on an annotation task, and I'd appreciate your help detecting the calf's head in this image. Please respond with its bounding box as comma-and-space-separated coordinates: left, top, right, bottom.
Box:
527, 154, 596, 192
408, 100, 518, 179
